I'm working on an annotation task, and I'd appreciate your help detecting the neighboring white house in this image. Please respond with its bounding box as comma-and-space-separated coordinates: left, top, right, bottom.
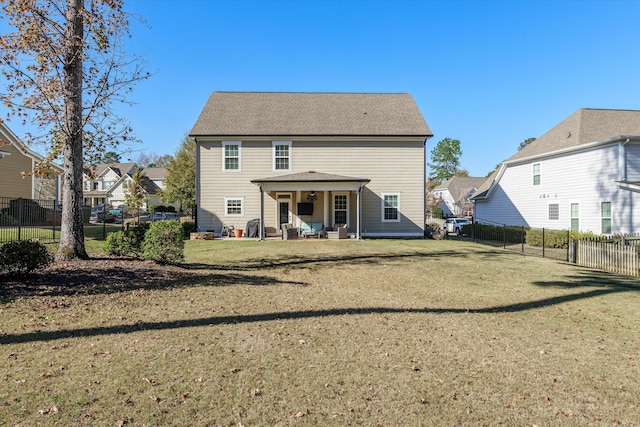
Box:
472, 108, 640, 235
82, 163, 174, 210
432, 176, 485, 217
190, 91, 433, 238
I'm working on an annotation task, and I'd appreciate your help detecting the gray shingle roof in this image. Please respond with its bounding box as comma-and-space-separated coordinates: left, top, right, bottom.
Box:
190, 92, 432, 137
434, 176, 486, 202
143, 167, 167, 180
509, 108, 640, 162
473, 108, 640, 200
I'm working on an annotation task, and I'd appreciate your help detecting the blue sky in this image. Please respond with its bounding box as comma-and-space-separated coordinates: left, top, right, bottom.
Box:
11, 0, 640, 177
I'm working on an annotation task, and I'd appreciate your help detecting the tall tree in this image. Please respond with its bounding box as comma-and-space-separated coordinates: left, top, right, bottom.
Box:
101, 151, 121, 164
134, 152, 173, 168
518, 137, 536, 151
1, 0, 149, 260
428, 137, 462, 182
124, 166, 148, 211
162, 136, 195, 213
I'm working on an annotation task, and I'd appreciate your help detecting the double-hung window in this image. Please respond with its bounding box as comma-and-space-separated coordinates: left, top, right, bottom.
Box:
382, 193, 401, 222
333, 193, 348, 225
601, 202, 611, 234
225, 197, 244, 216
533, 163, 541, 186
570, 203, 579, 231
273, 141, 292, 171
222, 141, 241, 171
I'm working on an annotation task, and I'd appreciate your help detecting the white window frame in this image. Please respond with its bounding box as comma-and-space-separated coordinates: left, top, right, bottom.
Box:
222, 141, 242, 172
533, 163, 541, 186
548, 202, 559, 221
272, 141, 292, 172
601, 201, 612, 234
224, 197, 244, 217
381, 192, 401, 223
332, 192, 349, 225
570, 202, 579, 231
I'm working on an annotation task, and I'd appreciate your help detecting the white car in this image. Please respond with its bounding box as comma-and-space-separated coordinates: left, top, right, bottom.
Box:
445, 218, 471, 234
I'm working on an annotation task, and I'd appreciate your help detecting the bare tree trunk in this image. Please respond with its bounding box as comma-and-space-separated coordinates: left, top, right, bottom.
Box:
57, 0, 88, 261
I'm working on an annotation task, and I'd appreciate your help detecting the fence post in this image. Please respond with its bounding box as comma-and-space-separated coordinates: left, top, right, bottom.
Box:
503, 224, 506, 249
17, 197, 22, 241
542, 228, 545, 258
52, 202, 57, 242
102, 204, 106, 240
521, 225, 524, 253
566, 230, 570, 262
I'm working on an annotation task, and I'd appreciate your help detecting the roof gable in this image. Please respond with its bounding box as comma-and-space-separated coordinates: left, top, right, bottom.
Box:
509, 108, 640, 162
190, 91, 432, 137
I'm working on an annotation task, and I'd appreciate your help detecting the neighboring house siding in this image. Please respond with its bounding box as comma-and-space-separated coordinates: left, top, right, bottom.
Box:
627, 143, 640, 181
476, 144, 640, 234
0, 143, 33, 198
197, 138, 425, 235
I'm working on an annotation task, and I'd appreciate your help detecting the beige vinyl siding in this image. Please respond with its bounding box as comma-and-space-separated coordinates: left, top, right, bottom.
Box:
197, 138, 425, 236
0, 143, 34, 198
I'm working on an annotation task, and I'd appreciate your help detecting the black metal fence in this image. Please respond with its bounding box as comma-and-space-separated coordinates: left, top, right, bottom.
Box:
0, 197, 60, 244
459, 218, 640, 275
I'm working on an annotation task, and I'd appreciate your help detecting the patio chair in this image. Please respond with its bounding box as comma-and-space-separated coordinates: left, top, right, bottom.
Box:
326, 224, 348, 239
221, 224, 235, 237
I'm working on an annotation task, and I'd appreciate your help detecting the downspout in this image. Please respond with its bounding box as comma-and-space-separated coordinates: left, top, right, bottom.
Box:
357, 183, 362, 240
259, 184, 265, 241
423, 138, 427, 239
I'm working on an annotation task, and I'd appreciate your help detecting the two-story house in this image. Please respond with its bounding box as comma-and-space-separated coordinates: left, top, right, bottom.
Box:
190, 91, 432, 238
472, 108, 640, 235
432, 176, 485, 218
83, 163, 170, 210
0, 121, 61, 200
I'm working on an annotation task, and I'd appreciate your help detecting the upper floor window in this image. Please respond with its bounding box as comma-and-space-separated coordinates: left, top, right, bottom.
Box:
601, 202, 611, 234
382, 192, 401, 222
533, 163, 541, 186
273, 141, 292, 171
222, 141, 241, 171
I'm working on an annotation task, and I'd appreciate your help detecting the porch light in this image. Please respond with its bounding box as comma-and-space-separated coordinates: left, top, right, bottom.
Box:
307, 191, 318, 202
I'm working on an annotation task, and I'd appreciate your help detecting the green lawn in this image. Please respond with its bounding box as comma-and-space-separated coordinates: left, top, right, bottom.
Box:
1, 239, 638, 425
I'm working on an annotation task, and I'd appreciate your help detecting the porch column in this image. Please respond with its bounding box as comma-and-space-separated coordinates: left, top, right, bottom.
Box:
259, 184, 264, 241
323, 191, 329, 227
357, 184, 362, 240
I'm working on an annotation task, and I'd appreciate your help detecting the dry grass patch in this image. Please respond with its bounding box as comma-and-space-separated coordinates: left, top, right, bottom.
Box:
1, 239, 639, 425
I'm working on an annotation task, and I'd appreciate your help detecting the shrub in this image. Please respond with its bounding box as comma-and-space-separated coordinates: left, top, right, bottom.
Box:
166, 205, 176, 213
0, 240, 53, 276
154, 205, 167, 213
142, 220, 184, 264
181, 221, 197, 238
0, 213, 17, 226
525, 228, 569, 248
103, 223, 151, 257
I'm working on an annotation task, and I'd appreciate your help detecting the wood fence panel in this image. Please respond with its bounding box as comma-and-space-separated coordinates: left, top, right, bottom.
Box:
576, 240, 639, 276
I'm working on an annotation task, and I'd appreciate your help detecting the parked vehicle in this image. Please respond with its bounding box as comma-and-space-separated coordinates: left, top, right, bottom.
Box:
445, 218, 471, 234
89, 205, 115, 223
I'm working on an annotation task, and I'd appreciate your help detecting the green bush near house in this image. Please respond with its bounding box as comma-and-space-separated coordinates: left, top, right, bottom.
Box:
0, 239, 52, 276
181, 221, 197, 238
141, 220, 184, 264
104, 223, 151, 257
0, 213, 17, 226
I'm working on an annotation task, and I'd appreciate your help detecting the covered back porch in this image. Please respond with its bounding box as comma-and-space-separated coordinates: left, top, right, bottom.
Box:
251, 171, 370, 240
